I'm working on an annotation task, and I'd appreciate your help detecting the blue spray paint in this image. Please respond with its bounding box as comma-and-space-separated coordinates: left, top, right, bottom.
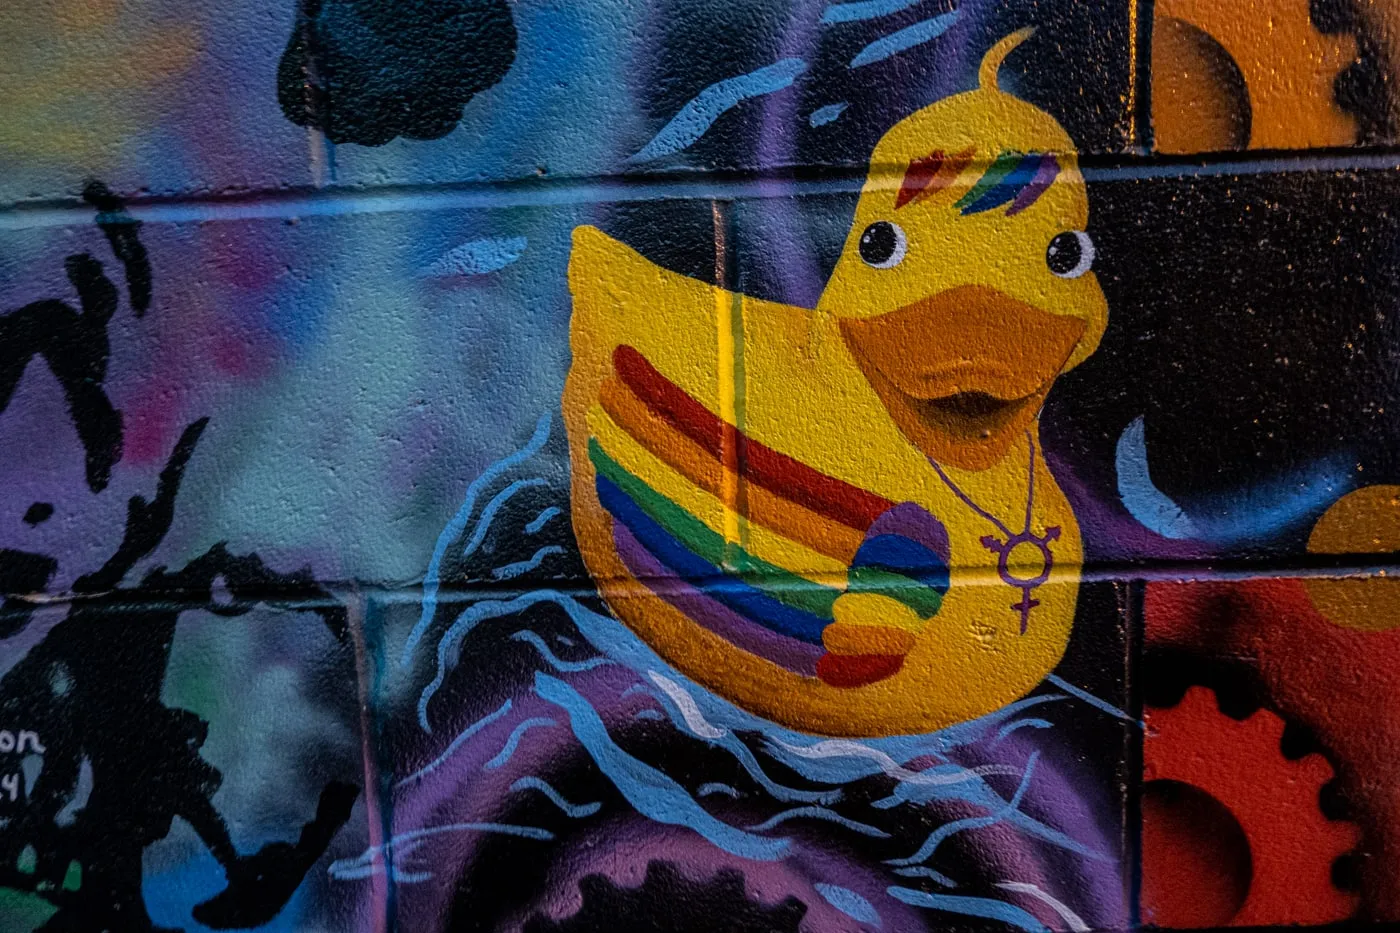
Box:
510, 630, 615, 673
524, 506, 562, 534
808, 102, 849, 127
628, 59, 808, 164
748, 806, 891, 838
510, 776, 602, 819
887, 887, 1050, 932
850, 12, 959, 68
403, 412, 552, 666
492, 545, 566, 580
426, 236, 528, 277
892, 865, 957, 886
1045, 674, 1135, 724
814, 883, 883, 927
397, 699, 513, 788
463, 478, 548, 558
821, 0, 924, 24
484, 717, 557, 770
329, 822, 555, 884
889, 752, 1039, 866
697, 782, 741, 798
994, 718, 1053, 744
534, 673, 790, 860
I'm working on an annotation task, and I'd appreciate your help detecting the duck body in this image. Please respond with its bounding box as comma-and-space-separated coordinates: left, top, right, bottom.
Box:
566, 227, 1081, 737
564, 31, 1107, 737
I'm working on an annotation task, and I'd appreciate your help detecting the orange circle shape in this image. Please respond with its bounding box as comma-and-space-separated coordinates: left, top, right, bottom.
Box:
1305, 485, 1400, 632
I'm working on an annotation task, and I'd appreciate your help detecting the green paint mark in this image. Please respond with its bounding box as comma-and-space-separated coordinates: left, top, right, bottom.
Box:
16, 846, 35, 875
954, 151, 1024, 212
162, 632, 224, 723
0, 887, 57, 931
61, 861, 80, 892
846, 566, 944, 618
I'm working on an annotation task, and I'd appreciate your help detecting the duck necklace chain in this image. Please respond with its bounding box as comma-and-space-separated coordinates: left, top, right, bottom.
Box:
926, 432, 1058, 634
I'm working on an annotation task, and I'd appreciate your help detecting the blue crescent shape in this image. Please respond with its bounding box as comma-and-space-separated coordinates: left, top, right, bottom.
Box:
1115, 415, 1352, 545
1114, 415, 1201, 540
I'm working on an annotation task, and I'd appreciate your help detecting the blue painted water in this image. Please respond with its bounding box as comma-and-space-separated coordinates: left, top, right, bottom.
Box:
388, 413, 1129, 926
510, 776, 602, 819
821, 0, 924, 25
815, 882, 883, 927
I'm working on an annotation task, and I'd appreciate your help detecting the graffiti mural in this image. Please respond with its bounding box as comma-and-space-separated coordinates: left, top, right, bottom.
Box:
1, 0, 1398, 931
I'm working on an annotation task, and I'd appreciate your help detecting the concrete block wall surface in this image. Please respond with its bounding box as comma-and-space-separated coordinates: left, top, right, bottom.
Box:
1, 0, 1398, 930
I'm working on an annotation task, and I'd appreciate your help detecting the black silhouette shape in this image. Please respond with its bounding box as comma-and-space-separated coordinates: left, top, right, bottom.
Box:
83, 180, 151, 317
0, 187, 358, 932
522, 862, 808, 933
0, 255, 123, 492
0, 183, 148, 492
277, 0, 517, 146
192, 781, 359, 929
23, 503, 55, 526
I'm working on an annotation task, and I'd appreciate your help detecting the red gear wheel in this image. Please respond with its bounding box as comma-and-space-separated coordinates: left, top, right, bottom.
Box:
1142, 686, 1360, 927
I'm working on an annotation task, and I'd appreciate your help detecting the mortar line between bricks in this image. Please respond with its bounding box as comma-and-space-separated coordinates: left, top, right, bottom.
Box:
9, 556, 1400, 606
5, 147, 1400, 229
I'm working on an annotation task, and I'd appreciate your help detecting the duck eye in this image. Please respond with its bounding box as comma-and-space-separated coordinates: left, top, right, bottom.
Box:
1047, 231, 1094, 278
858, 221, 907, 269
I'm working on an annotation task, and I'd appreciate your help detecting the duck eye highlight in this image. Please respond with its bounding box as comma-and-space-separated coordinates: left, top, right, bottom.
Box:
858, 221, 907, 269
1047, 231, 1094, 279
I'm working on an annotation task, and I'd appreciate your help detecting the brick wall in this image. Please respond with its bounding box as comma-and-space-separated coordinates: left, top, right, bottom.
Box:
1, 1, 1396, 930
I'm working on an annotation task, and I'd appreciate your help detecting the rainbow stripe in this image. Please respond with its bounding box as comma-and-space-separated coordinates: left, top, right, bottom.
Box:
590, 346, 952, 673
611, 345, 893, 529
896, 148, 1060, 217
895, 146, 976, 209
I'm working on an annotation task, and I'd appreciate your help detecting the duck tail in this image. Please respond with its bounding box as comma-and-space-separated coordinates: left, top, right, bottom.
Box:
978, 27, 1034, 93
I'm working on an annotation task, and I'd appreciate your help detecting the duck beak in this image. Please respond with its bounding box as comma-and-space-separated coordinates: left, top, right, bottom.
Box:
840, 285, 1085, 471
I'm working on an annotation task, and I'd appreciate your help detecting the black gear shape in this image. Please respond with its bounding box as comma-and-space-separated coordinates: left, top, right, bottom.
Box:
521, 861, 807, 933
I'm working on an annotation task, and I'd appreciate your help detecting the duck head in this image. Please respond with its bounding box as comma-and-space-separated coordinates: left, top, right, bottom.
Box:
818, 30, 1109, 472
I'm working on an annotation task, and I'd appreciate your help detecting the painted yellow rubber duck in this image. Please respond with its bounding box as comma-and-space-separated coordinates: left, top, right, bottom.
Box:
564, 30, 1109, 737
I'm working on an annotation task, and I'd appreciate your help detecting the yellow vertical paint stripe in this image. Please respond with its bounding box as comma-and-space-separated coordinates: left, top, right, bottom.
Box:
729, 265, 752, 571
712, 202, 742, 563
1127, 0, 1139, 148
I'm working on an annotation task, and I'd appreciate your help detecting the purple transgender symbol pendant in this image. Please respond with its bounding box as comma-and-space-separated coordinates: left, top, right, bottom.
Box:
980, 526, 1059, 634
928, 433, 1059, 636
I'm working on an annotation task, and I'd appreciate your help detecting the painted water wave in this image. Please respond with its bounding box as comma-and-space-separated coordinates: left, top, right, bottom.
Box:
338, 413, 1128, 931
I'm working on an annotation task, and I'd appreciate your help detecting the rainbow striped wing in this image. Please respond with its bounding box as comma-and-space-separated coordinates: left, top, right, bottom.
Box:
587, 343, 951, 680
